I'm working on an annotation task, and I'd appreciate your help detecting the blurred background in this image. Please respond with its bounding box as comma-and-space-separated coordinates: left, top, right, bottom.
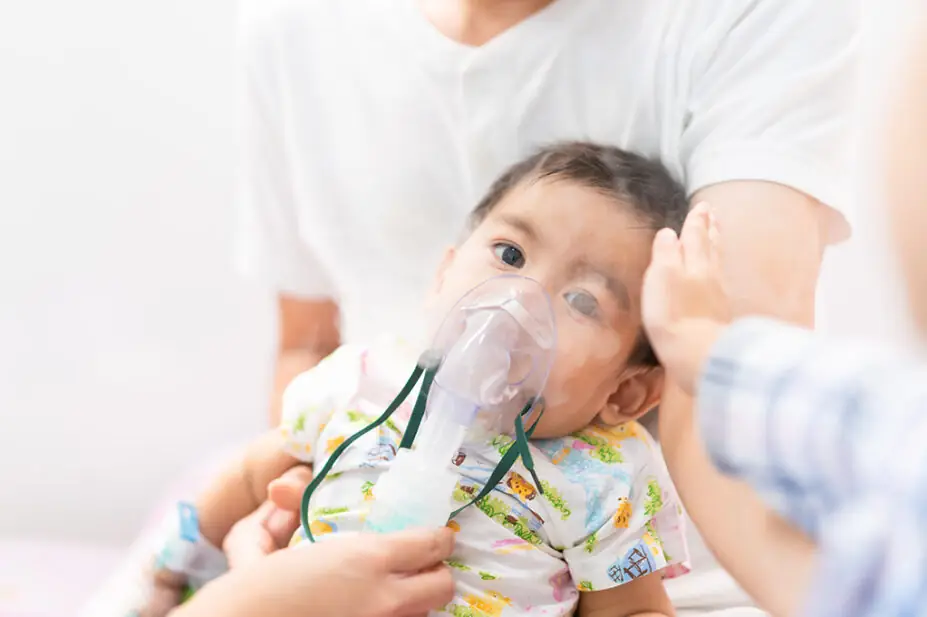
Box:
0, 0, 924, 612
0, 0, 272, 547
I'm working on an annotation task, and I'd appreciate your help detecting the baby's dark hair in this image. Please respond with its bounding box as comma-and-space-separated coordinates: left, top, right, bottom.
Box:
470, 141, 689, 366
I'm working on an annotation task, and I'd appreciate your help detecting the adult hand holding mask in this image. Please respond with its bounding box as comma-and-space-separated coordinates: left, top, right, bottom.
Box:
176, 526, 456, 617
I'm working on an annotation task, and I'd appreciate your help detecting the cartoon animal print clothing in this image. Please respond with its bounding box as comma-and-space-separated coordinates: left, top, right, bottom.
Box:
281, 338, 689, 616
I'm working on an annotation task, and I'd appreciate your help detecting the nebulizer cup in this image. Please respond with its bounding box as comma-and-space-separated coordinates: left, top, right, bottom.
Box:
364, 274, 557, 533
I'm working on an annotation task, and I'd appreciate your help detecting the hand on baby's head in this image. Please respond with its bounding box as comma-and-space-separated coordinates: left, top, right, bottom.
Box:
642, 203, 731, 394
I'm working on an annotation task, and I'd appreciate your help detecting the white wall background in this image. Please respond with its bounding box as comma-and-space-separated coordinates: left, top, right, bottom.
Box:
0, 1, 923, 547
0, 0, 273, 545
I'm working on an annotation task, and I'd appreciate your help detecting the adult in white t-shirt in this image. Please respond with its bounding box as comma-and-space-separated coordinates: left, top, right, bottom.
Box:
237, 0, 857, 614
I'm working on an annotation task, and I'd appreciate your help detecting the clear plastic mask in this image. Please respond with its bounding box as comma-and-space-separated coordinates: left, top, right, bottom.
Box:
424, 274, 557, 441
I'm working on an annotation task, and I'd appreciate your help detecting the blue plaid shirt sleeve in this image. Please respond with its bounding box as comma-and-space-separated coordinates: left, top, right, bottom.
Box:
696, 317, 927, 616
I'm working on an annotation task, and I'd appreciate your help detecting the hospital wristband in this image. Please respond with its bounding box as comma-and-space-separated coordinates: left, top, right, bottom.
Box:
154, 502, 228, 589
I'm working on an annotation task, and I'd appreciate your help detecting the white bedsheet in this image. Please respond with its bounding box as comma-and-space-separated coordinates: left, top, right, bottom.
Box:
667, 515, 760, 613
669, 568, 762, 616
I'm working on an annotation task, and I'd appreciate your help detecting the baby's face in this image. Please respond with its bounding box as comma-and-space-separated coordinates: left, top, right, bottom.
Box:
427, 179, 659, 438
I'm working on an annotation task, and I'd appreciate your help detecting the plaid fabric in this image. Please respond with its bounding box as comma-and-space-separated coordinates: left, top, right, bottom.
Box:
698, 317, 927, 616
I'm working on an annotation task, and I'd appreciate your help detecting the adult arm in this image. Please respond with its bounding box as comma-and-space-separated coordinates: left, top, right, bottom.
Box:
270, 296, 340, 424
697, 317, 927, 534
658, 184, 828, 617
645, 209, 927, 617
661, 0, 859, 612
666, 146, 850, 613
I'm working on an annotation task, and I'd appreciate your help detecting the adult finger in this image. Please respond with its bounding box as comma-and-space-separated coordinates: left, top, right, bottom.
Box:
377, 528, 456, 574
680, 202, 711, 274
267, 465, 314, 512
650, 227, 682, 271
223, 502, 277, 568
388, 566, 456, 617
265, 506, 300, 549
226, 529, 275, 569
643, 228, 681, 329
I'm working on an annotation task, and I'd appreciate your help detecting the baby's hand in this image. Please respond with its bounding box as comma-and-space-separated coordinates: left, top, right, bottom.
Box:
223, 466, 312, 568
267, 464, 313, 511
222, 501, 294, 568
642, 203, 730, 394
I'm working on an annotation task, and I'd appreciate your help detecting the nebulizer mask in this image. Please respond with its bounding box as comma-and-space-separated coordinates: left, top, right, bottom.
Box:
299, 274, 557, 541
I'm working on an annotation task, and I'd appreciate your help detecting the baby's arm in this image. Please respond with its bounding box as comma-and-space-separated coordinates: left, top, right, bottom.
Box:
133, 345, 356, 616
195, 429, 303, 549
196, 343, 363, 548
577, 575, 673, 617
134, 432, 303, 617
196, 344, 362, 548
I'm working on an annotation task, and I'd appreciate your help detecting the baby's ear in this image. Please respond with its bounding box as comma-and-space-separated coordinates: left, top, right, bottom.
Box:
597, 366, 664, 426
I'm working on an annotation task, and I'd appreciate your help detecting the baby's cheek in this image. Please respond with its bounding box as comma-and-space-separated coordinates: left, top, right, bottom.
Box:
541, 338, 625, 414
587, 319, 641, 373
540, 358, 595, 417
554, 328, 624, 377
540, 352, 575, 408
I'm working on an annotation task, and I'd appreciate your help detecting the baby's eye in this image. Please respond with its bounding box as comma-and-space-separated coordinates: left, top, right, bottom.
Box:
493, 243, 526, 268
564, 291, 600, 318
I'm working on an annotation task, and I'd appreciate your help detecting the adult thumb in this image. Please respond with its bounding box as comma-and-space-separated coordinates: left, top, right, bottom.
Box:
378, 528, 455, 574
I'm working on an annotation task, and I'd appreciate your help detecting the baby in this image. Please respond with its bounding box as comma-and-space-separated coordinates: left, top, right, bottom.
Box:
142, 142, 691, 616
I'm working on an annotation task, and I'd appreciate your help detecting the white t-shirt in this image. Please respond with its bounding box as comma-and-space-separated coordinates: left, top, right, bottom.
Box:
236, 0, 858, 347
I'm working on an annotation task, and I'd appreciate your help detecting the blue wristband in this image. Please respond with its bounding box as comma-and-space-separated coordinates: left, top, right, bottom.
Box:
154, 502, 228, 589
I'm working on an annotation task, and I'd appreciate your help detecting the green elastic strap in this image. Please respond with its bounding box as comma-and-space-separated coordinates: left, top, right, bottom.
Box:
300, 364, 424, 543
399, 364, 438, 450
449, 399, 545, 520
514, 409, 544, 492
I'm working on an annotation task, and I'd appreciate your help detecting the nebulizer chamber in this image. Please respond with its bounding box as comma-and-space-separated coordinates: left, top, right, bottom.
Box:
364, 275, 556, 533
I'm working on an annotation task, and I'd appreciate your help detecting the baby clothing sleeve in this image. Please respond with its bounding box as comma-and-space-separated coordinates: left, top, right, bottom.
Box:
279, 345, 362, 461
563, 443, 689, 593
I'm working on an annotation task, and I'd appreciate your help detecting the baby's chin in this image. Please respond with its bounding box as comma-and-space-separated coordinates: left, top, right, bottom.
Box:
526, 395, 599, 439
524, 416, 580, 440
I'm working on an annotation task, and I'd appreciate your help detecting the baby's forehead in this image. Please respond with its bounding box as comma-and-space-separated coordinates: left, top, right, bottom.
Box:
496, 178, 646, 221
489, 184, 656, 288
488, 180, 656, 248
